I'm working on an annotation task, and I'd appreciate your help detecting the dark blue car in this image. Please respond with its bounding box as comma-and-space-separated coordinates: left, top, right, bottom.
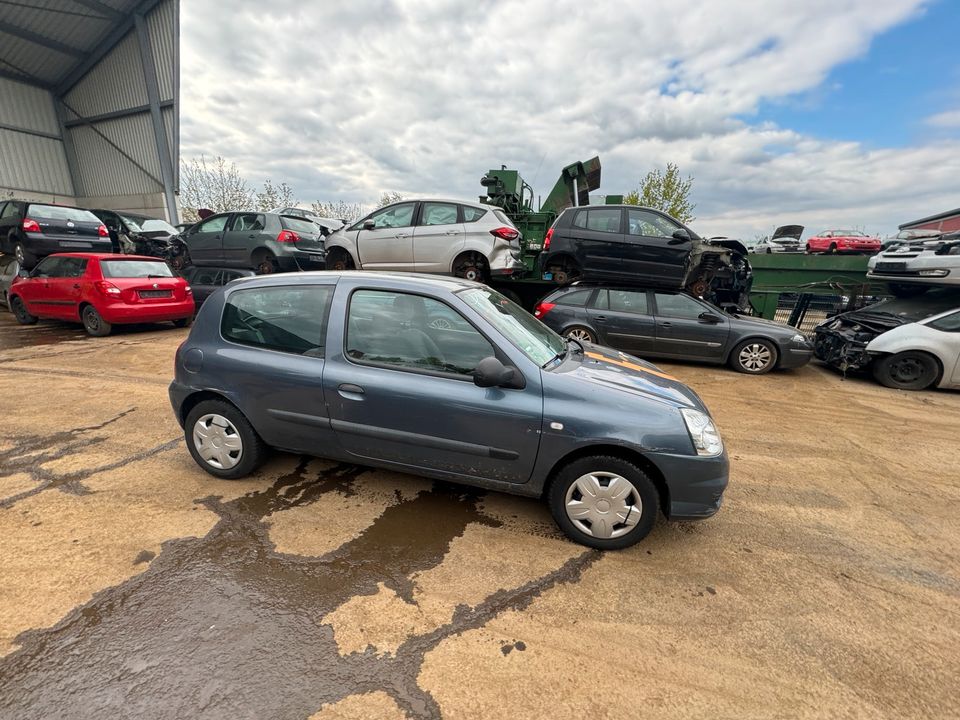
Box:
169, 272, 728, 549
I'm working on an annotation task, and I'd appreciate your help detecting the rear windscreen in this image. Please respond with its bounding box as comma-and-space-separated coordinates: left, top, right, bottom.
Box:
100, 260, 173, 278
280, 216, 319, 234
28, 205, 100, 223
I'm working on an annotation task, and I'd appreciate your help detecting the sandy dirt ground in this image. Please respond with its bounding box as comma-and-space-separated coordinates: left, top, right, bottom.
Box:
0, 311, 957, 719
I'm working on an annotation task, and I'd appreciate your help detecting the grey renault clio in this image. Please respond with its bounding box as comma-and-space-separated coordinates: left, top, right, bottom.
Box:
169, 272, 728, 549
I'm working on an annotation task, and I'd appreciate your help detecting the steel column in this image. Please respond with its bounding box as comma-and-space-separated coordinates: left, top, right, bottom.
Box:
54, 100, 82, 198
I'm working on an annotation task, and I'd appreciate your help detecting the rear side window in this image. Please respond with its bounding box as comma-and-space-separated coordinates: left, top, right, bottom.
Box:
572, 208, 621, 233
555, 289, 593, 307
27, 205, 99, 223
101, 260, 173, 278
609, 289, 648, 314
222, 285, 333, 356
190, 268, 221, 285
463, 206, 487, 222
232, 214, 265, 232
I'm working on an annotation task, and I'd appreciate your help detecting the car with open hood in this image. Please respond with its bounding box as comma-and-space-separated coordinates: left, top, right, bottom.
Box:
169, 271, 729, 549
867, 232, 960, 296
751, 225, 804, 254
814, 288, 960, 390
90, 209, 190, 271
537, 205, 753, 303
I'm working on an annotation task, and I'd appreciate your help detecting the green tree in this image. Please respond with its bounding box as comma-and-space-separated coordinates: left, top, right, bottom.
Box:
624, 163, 696, 223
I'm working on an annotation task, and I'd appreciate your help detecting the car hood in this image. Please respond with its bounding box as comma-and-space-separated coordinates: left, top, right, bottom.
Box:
772, 225, 804, 241
727, 313, 801, 336
559, 343, 707, 412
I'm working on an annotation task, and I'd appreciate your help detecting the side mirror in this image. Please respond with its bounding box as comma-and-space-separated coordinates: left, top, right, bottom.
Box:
473, 356, 517, 388
362, 219, 376, 231
698, 311, 721, 324
17, 268, 30, 278
668, 228, 691, 245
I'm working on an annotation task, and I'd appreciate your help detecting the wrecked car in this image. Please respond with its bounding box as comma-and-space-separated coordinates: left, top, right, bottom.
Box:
538, 205, 753, 307
91, 209, 191, 271
751, 225, 804, 254
813, 288, 960, 390
867, 232, 960, 296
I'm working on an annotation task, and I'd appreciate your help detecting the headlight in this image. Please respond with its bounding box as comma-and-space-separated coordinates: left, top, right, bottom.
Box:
680, 408, 724, 457
791, 333, 806, 343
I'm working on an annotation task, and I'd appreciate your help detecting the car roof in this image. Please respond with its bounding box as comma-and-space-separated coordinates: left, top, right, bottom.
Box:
226, 270, 483, 292
380, 197, 491, 210
47, 252, 165, 261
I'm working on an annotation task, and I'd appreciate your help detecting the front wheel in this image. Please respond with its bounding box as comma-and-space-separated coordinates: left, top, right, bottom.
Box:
255, 252, 278, 275
11, 296, 37, 325
325, 249, 355, 272
548, 456, 659, 549
82, 305, 112, 336
872, 351, 939, 391
564, 325, 596, 344
184, 399, 267, 479
730, 338, 778, 374
13, 242, 36, 269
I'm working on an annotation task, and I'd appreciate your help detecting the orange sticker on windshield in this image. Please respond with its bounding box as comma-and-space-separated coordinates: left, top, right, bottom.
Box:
585, 351, 678, 382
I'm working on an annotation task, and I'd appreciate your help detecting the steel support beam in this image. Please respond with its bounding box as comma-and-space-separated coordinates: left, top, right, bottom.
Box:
0, 66, 52, 90
134, 11, 178, 223
54, 101, 82, 197
0, 121, 61, 141
0, 20, 86, 58
62, 100, 174, 128
68, 0, 124, 20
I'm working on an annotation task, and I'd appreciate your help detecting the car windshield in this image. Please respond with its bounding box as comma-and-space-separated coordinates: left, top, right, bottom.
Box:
28, 204, 99, 222
458, 286, 566, 366
118, 214, 178, 234
100, 259, 174, 278
856, 289, 960, 322
835, 230, 866, 237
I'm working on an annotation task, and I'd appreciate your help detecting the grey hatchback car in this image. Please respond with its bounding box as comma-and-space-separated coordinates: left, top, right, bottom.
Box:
182, 211, 326, 274
169, 272, 729, 549
535, 284, 813, 374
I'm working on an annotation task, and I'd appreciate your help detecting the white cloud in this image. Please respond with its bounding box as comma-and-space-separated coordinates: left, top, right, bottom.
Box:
925, 109, 960, 128
179, 0, 955, 240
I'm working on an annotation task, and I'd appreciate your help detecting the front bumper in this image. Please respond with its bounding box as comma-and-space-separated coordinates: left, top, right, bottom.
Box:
778, 343, 814, 369
649, 451, 729, 521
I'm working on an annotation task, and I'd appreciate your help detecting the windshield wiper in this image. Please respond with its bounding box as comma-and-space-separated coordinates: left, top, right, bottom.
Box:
541, 345, 568, 369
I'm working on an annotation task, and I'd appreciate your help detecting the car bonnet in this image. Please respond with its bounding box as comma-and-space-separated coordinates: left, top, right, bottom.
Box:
562, 344, 707, 411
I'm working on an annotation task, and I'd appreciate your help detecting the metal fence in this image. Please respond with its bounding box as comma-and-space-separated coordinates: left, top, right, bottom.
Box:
750, 291, 890, 336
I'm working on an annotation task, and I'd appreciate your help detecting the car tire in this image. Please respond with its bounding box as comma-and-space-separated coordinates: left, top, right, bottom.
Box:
888, 283, 928, 299
872, 351, 940, 391
81, 305, 112, 336
730, 338, 778, 374
184, 399, 267, 479
564, 325, 596, 343
173, 317, 192, 328
11, 296, 37, 325
13, 241, 36, 270
325, 248, 355, 271
804, 245, 812, 254
453, 252, 489, 283
548, 455, 659, 550
828, 243, 838, 254
254, 252, 278, 275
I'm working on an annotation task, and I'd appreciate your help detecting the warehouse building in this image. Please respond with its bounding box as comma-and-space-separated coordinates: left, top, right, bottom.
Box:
0, 0, 179, 222
899, 207, 960, 234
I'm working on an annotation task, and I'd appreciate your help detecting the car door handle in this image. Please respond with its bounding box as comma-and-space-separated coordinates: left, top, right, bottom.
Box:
594, 315, 608, 322
445, 230, 461, 235
395, 232, 410, 239
248, 234, 257, 239
659, 322, 672, 328
338, 383, 365, 400
73, 283, 80, 289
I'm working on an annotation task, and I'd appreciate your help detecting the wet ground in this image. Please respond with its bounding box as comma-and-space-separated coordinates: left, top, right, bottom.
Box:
0, 311, 958, 718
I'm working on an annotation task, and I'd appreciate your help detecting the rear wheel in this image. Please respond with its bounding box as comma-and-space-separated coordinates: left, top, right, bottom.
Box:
548, 455, 659, 549
564, 325, 596, 343
11, 296, 37, 325
453, 252, 489, 283
828, 243, 838, 254
254, 252, 278, 275
872, 351, 939, 391
82, 305, 112, 336
184, 399, 267, 479
13, 241, 36, 269
730, 338, 778, 374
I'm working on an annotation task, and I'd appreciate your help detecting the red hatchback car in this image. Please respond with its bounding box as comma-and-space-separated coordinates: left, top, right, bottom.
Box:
9, 253, 194, 336
805, 230, 881, 254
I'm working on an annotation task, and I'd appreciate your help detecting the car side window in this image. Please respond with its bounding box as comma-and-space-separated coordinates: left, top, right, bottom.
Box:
654, 293, 705, 319
32, 256, 64, 277
0, 202, 13, 219
192, 268, 220, 285
928, 310, 960, 332
462, 206, 486, 223
232, 213, 265, 232
60, 257, 88, 278
369, 203, 416, 229
555, 289, 593, 307
627, 209, 681, 238
420, 202, 459, 226
346, 289, 494, 377
608, 290, 648, 314
573, 208, 621, 233
195, 215, 229, 234
221, 285, 333, 356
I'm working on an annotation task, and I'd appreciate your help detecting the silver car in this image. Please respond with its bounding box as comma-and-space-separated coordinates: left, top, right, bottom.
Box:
867, 232, 960, 294
323, 198, 525, 282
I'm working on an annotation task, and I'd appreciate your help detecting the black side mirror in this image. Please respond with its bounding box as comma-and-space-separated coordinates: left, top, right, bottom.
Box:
362, 219, 376, 231
668, 228, 691, 245
698, 311, 721, 323
473, 356, 518, 388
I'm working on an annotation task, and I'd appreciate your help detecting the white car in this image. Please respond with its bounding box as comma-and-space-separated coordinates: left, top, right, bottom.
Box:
751, 225, 804, 254
867, 233, 960, 296
866, 304, 960, 390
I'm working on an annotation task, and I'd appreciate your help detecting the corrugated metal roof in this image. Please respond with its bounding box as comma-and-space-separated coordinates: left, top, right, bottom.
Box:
147, 0, 174, 101
0, 128, 74, 195
64, 32, 147, 116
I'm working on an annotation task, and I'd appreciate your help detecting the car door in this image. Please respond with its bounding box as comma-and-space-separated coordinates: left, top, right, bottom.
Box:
44, 256, 88, 319
586, 288, 657, 355
355, 202, 417, 270
624, 208, 690, 285
652, 292, 729, 360
413, 201, 464, 273
184, 214, 231, 264
222, 213, 265, 266
324, 286, 542, 483
184, 266, 222, 305
926, 310, 960, 386
564, 207, 627, 278
18, 255, 64, 317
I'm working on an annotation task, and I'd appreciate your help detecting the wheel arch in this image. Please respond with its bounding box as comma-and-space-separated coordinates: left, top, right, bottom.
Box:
540, 444, 670, 517
871, 349, 944, 387
177, 389, 242, 427
325, 237, 361, 268
723, 334, 781, 366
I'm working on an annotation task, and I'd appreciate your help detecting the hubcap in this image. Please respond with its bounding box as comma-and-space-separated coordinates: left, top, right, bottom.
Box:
84, 309, 99, 331
739, 343, 772, 371
567, 328, 592, 342
193, 413, 243, 469
564, 471, 642, 539
14, 245, 24, 263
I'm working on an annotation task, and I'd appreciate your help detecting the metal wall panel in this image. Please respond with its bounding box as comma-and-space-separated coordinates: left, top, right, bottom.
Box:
0, 128, 73, 196
64, 31, 147, 118
70, 114, 162, 197
0, 77, 59, 135
147, 0, 176, 102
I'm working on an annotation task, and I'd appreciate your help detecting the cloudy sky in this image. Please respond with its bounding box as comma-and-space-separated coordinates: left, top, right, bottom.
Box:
180, 0, 960, 240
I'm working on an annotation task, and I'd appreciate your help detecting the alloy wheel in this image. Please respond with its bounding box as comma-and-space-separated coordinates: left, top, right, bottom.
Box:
14, 244, 24, 264
193, 413, 243, 470
564, 471, 642, 539
738, 343, 772, 372
566, 327, 594, 342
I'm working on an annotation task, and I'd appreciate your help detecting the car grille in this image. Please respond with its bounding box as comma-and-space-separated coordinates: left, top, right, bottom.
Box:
139, 289, 172, 299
